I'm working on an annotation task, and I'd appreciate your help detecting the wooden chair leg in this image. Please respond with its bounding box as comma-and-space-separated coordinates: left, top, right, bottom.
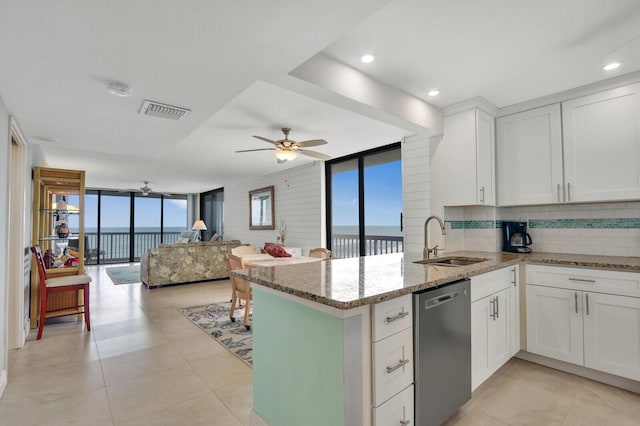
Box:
83, 284, 91, 331
243, 298, 251, 330
37, 290, 47, 340
229, 292, 237, 322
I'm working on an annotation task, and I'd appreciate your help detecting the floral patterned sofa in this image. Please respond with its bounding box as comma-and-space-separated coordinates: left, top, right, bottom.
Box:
140, 240, 241, 288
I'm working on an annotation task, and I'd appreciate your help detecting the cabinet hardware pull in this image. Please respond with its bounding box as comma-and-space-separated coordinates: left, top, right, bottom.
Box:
385, 311, 409, 323
511, 268, 517, 286
386, 358, 410, 374
400, 420, 411, 426
567, 182, 571, 201
557, 183, 561, 202
496, 296, 499, 319
480, 186, 485, 204
569, 278, 596, 283
575, 292, 578, 314
489, 298, 496, 320
586, 293, 590, 315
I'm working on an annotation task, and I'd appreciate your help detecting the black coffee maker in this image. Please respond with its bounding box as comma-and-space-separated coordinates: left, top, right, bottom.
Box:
502, 221, 533, 253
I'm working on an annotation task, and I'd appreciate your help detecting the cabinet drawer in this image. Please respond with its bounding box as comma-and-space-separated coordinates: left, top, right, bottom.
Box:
373, 384, 414, 426
471, 267, 510, 302
372, 294, 413, 342
372, 327, 413, 406
526, 264, 640, 297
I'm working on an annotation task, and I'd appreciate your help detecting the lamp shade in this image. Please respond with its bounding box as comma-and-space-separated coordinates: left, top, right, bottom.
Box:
275, 149, 298, 161
192, 220, 207, 231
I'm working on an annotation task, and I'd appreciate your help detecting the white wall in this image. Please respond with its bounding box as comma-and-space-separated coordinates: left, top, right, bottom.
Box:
0, 96, 10, 396
224, 162, 324, 255
401, 135, 430, 253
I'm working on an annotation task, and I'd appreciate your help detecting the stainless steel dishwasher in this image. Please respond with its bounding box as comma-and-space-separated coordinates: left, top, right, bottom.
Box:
414, 278, 471, 426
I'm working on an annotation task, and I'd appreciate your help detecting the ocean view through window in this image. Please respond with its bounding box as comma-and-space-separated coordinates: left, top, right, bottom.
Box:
327, 143, 403, 258
85, 190, 188, 264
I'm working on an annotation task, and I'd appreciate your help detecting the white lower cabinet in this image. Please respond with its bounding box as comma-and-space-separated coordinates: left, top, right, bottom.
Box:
371, 295, 414, 422
372, 384, 414, 426
526, 285, 584, 365
470, 266, 518, 391
472, 288, 510, 390
526, 264, 640, 381
583, 292, 640, 380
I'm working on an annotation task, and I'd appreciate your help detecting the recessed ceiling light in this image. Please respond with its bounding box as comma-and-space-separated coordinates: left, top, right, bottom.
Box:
603, 62, 621, 71
427, 90, 440, 97
107, 82, 132, 97
360, 54, 375, 64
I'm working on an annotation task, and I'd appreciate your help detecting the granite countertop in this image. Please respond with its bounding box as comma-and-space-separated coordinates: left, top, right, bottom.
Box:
232, 251, 640, 310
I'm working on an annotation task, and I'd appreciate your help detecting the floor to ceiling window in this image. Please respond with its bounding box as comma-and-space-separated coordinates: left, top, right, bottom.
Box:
200, 188, 224, 241
85, 190, 188, 264
326, 142, 403, 258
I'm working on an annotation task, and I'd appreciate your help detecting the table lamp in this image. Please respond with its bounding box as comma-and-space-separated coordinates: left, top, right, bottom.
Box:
192, 220, 207, 241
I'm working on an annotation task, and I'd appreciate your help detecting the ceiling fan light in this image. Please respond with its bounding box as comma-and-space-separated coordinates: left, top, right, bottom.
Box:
275, 150, 298, 161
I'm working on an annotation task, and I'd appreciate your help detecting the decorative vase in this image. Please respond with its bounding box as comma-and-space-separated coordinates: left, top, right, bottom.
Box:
56, 223, 70, 238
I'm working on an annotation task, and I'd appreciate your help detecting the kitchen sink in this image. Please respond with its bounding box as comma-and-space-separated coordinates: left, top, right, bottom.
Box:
413, 256, 489, 267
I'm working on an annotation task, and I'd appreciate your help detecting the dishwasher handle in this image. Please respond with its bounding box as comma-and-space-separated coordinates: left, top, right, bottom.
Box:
424, 289, 467, 310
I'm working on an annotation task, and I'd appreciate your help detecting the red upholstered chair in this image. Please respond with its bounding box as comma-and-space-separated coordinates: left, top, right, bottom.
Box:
30, 245, 92, 340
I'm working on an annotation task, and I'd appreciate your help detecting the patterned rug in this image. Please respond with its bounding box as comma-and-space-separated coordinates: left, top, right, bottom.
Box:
179, 301, 252, 367
106, 264, 141, 285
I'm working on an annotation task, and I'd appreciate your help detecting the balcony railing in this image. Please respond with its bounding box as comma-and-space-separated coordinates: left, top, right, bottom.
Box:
331, 234, 403, 258
85, 231, 182, 264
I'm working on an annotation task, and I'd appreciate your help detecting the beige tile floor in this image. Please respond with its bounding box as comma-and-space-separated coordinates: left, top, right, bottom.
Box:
1, 264, 639, 425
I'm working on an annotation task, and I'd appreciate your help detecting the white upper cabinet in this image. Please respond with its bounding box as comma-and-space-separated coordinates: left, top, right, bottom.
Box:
562, 83, 640, 202
496, 104, 563, 206
444, 108, 495, 206
496, 82, 640, 206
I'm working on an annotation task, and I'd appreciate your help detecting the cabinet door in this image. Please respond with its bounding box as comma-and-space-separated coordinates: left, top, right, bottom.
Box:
471, 288, 510, 391
496, 104, 563, 205
562, 83, 640, 202
476, 108, 495, 205
526, 285, 583, 365
471, 297, 491, 391
509, 266, 520, 357
444, 109, 478, 206
488, 289, 510, 372
583, 292, 640, 381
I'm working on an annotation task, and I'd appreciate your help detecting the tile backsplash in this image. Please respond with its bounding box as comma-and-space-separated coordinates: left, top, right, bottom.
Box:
444, 202, 640, 257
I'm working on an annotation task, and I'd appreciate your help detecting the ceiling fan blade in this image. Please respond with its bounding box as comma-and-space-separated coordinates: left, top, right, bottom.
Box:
235, 148, 277, 153
298, 149, 331, 160
252, 135, 279, 145
296, 139, 328, 148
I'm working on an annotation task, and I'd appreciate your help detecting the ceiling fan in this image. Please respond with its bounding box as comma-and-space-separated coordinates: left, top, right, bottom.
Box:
139, 181, 152, 196
235, 128, 331, 163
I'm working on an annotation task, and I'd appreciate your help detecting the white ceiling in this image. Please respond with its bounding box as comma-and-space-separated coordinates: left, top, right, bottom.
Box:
1, 0, 639, 194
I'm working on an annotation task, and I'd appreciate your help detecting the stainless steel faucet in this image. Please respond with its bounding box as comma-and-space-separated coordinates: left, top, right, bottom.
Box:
424, 215, 446, 259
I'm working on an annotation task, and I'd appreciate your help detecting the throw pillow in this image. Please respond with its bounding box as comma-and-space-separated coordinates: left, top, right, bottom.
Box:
210, 233, 220, 242
263, 242, 292, 258
177, 237, 189, 243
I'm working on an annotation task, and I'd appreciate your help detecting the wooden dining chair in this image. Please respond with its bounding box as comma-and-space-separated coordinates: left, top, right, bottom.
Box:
226, 253, 252, 330
31, 245, 92, 340
309, 247, 331, 259
231, 245, 257, 256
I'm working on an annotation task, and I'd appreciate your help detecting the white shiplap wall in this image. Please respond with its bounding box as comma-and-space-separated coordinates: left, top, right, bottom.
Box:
402, 134, 430, 253
224, 161, 325, 255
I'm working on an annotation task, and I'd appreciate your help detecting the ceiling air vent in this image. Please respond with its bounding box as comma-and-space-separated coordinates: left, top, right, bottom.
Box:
139, 100, 191, 120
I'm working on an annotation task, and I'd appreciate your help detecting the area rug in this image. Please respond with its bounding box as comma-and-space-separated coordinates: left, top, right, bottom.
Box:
179, 301, 252, 367
105, 264, 141, 285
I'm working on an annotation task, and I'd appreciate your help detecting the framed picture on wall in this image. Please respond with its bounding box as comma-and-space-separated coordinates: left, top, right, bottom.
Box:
249, 186, 275, 230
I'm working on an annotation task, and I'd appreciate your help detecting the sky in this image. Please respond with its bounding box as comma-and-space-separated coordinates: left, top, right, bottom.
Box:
331, 160, 403, 229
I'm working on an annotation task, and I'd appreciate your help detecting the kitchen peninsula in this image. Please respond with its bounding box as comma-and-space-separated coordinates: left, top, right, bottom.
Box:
233, 251, 640, 426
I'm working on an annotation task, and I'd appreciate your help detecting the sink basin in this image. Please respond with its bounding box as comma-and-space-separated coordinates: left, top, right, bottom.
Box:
413, 256, 489, 267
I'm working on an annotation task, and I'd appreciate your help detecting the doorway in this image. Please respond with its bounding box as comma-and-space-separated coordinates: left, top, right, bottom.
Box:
7, 118, 29, 348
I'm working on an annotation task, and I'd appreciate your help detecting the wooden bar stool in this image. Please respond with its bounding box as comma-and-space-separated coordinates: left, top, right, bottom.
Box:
31, 245, 92, 340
